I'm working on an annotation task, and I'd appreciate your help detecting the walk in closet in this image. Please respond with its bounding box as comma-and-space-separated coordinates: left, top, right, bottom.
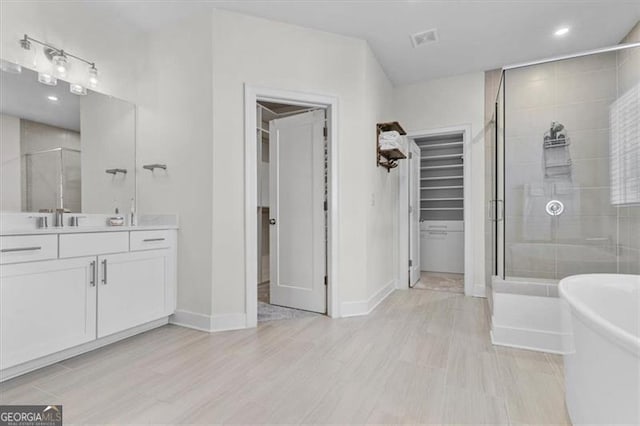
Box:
416, 132, 465, 274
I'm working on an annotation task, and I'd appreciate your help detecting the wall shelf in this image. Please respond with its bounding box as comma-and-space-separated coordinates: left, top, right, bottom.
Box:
376, 121, 407, 172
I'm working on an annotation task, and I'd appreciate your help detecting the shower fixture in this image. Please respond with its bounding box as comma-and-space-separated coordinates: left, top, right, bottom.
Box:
543, 121, 572, 177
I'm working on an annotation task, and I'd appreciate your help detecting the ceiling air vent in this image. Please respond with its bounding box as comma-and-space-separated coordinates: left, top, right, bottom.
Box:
410, 28, 439, 48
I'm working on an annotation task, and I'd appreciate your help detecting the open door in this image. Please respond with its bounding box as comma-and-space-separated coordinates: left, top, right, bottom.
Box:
269, 110, 326, 313
409, 140, 421, 287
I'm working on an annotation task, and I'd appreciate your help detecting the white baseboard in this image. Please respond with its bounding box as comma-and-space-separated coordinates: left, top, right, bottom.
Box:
171, 310, 247, 332
491, 321, 571, 355
211, 313, 247, 332
341, 280, 395, 317
1, 317, 169, 382
170, 310, 214, 332
473, 284, 486, 298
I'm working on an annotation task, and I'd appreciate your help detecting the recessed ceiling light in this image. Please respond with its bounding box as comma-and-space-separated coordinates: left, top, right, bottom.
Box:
47, 95, 59, 102
554, 27, 570, 37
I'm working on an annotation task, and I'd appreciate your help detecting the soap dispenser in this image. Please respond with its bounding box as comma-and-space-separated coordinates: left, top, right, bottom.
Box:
109, 208, 125, 226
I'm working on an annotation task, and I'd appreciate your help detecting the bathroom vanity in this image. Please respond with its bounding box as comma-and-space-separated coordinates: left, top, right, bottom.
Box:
0, 220, 178, 381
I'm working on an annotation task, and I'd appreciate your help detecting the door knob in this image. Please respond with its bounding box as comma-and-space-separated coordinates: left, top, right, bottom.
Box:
269, 219, 276, 225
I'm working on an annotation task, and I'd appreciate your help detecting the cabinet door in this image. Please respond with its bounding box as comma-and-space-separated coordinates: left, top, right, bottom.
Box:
0, 257, 97, 369
97, 250, 168, 338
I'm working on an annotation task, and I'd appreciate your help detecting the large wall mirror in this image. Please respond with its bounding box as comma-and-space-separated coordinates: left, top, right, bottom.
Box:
0, 64, 135, 213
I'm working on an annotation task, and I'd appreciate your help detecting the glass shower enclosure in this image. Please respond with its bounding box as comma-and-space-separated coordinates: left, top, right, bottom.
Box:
492, 43, 640, 281
23, 147, 81, 213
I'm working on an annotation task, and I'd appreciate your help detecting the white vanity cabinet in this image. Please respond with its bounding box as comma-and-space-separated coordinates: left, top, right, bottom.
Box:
97, 250, 171, 338
0, 257, 97, 370
0, 227, 177, 380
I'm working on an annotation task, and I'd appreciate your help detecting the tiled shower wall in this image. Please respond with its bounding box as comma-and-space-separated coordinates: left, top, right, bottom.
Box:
617, 24, 640, 274
503, 44, 639, 279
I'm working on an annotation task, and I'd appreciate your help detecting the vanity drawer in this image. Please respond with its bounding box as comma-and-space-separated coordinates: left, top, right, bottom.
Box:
59, 232, 129, 258
130, 230, 171, 251
0, 235, 58, 264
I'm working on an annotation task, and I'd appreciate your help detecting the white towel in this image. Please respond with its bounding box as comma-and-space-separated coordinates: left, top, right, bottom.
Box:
379, 131, 402, 150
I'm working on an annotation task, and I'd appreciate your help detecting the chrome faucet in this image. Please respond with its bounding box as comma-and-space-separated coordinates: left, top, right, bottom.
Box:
54, 209, 65, 227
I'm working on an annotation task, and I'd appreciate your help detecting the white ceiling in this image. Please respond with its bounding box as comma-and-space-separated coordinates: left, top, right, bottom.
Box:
92, 0, 640, 85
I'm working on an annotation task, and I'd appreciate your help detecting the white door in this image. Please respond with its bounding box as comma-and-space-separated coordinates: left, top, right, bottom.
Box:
97, 250, 168, 338
269, 109, 326, 313
0, 257, 97, 369
409, 141, 421, 287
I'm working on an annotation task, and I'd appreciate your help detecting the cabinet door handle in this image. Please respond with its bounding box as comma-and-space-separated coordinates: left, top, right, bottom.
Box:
101, 259, 108, 285
90, 260, 96, 287
1, 246, 42, 253
143, 238, 165, 242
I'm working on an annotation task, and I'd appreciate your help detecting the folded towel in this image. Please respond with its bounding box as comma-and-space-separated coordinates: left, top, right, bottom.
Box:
380, 130, 400, 140
380, 141, 402, 151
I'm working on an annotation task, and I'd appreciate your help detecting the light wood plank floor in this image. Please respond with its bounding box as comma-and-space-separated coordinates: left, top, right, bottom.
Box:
0, 290, 571, 425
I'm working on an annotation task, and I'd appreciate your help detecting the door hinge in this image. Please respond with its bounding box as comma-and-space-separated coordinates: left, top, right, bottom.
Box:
323, 126, 328, 139
409, 259, 413, 267
324, 275, 328, 286
408, 152, 413, 159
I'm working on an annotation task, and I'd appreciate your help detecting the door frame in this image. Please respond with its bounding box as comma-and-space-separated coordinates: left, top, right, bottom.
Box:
244, 85, 339, 327
398, 125, 474, 296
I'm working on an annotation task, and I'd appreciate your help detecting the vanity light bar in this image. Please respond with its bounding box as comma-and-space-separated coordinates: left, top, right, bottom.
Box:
19, 34, 99, 93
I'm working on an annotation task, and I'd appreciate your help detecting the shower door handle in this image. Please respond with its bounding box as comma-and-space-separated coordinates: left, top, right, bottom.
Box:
496, 200, 504, 222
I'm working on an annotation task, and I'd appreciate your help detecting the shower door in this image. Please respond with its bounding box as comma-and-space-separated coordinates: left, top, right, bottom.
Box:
498, 45, 640, 280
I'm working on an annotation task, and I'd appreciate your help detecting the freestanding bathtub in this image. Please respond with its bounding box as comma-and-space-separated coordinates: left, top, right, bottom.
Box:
559, 274, 640, 425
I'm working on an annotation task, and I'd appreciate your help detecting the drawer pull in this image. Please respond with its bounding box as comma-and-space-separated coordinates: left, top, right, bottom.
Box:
90, 260, 96, 287
102, 259, 108, 285
143, 238, 166, 242
1, 246, 42, 253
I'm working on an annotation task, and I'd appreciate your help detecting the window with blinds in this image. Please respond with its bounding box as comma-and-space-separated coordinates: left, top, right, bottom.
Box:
610, 82, 640, 206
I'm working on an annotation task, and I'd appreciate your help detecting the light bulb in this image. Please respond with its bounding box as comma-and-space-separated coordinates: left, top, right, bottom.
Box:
88, 65, 98, 88
554, 27, 570, 37
47, 95, 59, 102
69, 83, 87, 96
38, 72, 57, 86
0, 59, 22, 74
52, 53, 68, 77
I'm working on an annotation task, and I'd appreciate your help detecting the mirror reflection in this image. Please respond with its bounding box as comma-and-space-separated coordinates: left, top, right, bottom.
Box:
0, 65, 135, 213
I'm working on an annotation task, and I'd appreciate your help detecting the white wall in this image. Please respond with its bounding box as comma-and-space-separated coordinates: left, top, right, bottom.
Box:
394, 72, 487, 295
0, 114, 21, 211
136, 14, 215, 318
209, 9, 395, 319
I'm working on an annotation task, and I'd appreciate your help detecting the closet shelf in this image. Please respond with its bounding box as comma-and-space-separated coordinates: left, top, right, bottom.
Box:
421, 175, 463, 181
421, 198, 463, 201
420, 208, 464, 211
420, 141, 464, 149
421, 153, 463, 160
421, 164, 463, 170
421, 185, 464, 190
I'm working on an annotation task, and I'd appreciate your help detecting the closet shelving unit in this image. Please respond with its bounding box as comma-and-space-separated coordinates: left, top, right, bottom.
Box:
416, 133, 464, 221
376, 121, 407, 171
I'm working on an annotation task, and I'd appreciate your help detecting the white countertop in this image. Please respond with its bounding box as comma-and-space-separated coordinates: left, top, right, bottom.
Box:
0, 224, 178, 237
0, 214, 179, 237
